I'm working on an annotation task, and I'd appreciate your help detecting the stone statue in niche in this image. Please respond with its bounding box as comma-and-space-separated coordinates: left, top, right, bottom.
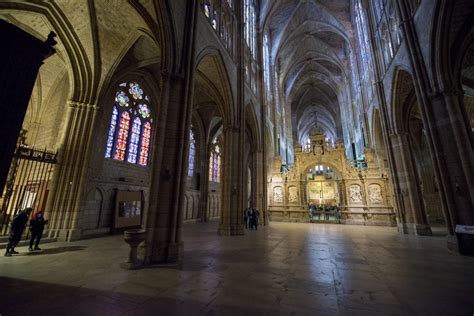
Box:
368, 184, 383, 203
288, 186, 298, 203
273, 186, 283, 203
349, 184, 363, 203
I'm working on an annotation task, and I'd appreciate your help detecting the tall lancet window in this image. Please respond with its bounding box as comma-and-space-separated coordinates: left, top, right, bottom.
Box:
244, 0, 257, 58
244, 0, 257, 92
209, 136, 221, 183
105, 82, 153, 166
188, 127, 196, 177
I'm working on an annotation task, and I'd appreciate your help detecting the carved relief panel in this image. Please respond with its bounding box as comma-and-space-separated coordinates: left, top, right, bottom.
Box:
288, 186, 298, 203
273, 186, 283, 203
349, 184, 363, 203
368, 183, 383, 204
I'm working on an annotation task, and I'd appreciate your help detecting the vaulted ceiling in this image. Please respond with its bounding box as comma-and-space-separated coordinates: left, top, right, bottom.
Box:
261, 0, 353, 144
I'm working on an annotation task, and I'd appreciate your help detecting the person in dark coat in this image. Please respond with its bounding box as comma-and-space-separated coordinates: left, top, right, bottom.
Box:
29, 212, 48, 251
249, 208, 259, 230
4, 207, 32, 256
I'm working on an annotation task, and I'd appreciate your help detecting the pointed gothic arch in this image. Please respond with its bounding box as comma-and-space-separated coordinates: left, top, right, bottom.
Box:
194, 48, 234, 128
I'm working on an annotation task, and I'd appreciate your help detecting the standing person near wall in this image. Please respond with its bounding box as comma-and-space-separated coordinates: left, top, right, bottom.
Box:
29, 212, 48, 251
249, 207, 259, 230
4, 207, 32, 256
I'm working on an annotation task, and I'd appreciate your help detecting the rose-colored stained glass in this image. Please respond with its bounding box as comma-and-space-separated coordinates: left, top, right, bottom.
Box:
139, 122, 152, 166
114, 111, 130, 161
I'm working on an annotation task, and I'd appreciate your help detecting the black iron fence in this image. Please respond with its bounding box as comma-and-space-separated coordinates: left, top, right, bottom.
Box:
0, 146, 56, 235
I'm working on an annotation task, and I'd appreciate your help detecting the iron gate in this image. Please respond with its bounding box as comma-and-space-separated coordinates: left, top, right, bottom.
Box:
0, 145, 56, 235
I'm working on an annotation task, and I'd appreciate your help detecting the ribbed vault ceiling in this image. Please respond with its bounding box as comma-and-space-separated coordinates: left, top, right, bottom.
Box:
262, 0, 352, 144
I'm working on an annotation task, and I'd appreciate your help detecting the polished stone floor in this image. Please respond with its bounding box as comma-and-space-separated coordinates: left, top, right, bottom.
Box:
1, 221, 473, 315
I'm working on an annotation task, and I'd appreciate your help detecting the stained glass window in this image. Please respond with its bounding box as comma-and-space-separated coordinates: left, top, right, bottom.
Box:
188, 128, 196, 176
138, 104, 151, 118
244, 0, 256, 57
115, 91, 129, 107
129, 82, 143, 100
105, 106, 118, 158
106, 82, 153, 166
139, 122, 151, 166
127, 117, 142, 164
114, 111, 130, 161
215, 145, 221, 183
209, 137, 221, 183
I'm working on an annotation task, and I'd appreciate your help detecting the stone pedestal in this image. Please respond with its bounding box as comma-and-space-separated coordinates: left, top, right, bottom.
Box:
121, 229, 146, 270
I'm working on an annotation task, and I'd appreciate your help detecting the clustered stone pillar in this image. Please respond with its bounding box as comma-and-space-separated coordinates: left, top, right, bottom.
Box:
144, 73, 188, 264
428, 90, 474, 253
395, 0, 474, 254
390, 133, 432, 235
254, 150, 266, 224
218, 127, 245, 236
198, 145, 211, 222
46, 101, 99, 241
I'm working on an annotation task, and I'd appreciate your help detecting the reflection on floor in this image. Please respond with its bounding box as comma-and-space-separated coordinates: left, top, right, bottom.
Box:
1, 221, 473, 315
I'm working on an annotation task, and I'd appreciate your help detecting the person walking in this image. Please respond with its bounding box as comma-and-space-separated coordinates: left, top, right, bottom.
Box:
29, 212, 48, 251
4, 207, 32, 257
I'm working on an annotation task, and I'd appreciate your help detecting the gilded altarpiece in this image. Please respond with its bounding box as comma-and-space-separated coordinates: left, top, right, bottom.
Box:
268, 133, 396, 226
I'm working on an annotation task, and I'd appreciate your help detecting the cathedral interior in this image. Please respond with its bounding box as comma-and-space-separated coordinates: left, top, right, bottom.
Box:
0, 0, 473, 314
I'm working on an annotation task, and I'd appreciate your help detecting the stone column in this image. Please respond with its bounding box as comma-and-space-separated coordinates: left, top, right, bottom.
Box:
396, 0, 473, 253
218, 127, 245, 236
144, 73, 188, 264
198, 143, 211, 222
254, 150, 266, 223
428, 90, 474, 253
46, 101, 99, 241
390, 133, 432, 235
144, 0, 198, 263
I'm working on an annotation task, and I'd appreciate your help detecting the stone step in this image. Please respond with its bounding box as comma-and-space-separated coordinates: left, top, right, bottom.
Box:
0, 237, 57, 249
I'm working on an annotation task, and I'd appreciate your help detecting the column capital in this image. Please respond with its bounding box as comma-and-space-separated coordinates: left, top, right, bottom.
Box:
67, 100, 98, 110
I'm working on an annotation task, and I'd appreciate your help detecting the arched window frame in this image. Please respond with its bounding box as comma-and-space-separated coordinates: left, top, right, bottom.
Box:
105, 81, 153, 167
371, 0, 402, 69
209, 136, 221, 183
201, 0, 235, 56
244, 0, 258, 93
354, 0, 376, 104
